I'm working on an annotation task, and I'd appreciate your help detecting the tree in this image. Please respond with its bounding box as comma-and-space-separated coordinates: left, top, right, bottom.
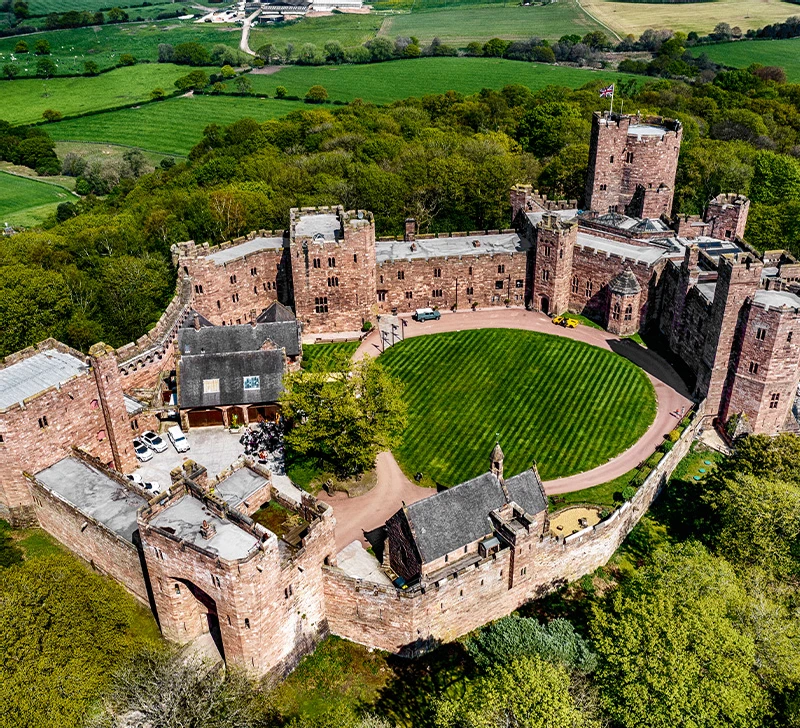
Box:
591, 542, 768, 728
281, 357, 407, 477
305, 84, 328, 103
83, 60, 100, 76
173, 41, 210, 66
150, 87, 166, 101
157, 43, 174, 63
107, 6, 128, 22
220, 64, 236, 79
275, 85, 287, 99
122, 148, 147, 178
14, 39, 28, 53
324, 40, 345, 64
34, 38, 50, 55
434, 655, 599, 728
42, 109, 62, 122
483, 37, 510, 58
749, 150, 800, 206
118, 53, 136, 66
234, 76, 252, 95
35, 57, 56, 78
12, 0, 29, 18
174, 70, 210, 92
297, 43, 322, 65
517, 102, 588, 157
367, 36, 395, 62
2, 64, 19, 79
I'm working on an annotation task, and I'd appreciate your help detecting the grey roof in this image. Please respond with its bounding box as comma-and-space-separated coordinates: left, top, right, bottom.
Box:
178, 320, 300, 358
609, 268, 641, 295
630, 218, 670, 233
0, 349, 89, 410
215, 468, 269, 510
696, 282, 717, 303
402, 469, 546, 563
35, 458, 147, 542
376, 233, 528, 265
179, 350, 285, 409
576, 231, 668, 266
525, 210, 578, 227
149, 495, 259, 560
294, 213, 341, 241
180, 310, 214, 329
205, 236, 285, 265
754, 289, 800, 310
256, 301, 297, 323
124, 394, 145, 414
628, 123, 668, 138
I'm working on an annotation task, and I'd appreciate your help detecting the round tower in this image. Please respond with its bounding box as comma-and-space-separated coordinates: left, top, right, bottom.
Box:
606, 268, 641, 337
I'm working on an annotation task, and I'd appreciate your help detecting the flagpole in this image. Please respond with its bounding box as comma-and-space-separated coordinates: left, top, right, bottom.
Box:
610, 85, 614, 116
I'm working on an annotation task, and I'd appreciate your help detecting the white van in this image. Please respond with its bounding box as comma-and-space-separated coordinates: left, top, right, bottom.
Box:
168, 425, 190, 453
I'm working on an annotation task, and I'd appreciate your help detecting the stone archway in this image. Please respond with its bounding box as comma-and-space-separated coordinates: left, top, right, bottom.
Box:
174, 577, 226, 660
539, 295, 550, 315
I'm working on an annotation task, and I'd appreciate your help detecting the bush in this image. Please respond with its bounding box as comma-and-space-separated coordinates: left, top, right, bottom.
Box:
305, 84, 328, 103
275, 85, 288, 99
118, 53, 136, 66
661, 440, 674, 453
174, 42, 210, 66
42, 109, 62, 122
667, 428, 681, 443
150, 87, 166, 101
361, 320, 373, 332
621, 485, 636, 501
174, 70, 209, 91
2, 64, 18, 79
34, 39, 50, 55
83, 60, 100, 76
345, 45, 371, 64
14, 39, 28, 53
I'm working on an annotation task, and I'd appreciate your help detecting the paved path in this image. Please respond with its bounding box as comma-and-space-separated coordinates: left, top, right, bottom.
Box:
240, 10, 260, 56
322, 308, 692, 549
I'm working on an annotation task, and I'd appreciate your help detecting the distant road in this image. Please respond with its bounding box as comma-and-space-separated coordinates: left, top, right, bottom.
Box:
240, 10, 261, 56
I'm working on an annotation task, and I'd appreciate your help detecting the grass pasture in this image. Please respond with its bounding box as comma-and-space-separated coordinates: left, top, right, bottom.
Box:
249, 14, 385, 54
0, 64, 204, 125
693, 38, 800, 82
257, 57, 637, 104
47, 95, 306, 155
0, 170, 74, 226
380, 329, 656, 486
580, 0, 798, 38
25, 0, 189, 14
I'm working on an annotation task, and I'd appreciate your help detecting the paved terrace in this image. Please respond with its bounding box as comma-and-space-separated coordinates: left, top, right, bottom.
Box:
319, 308, 692, 550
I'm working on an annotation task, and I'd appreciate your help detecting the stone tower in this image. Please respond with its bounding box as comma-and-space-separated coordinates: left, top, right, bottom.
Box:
289, 206, 377, 334
606, 268, 641, 337
585, 111, 682, 217
705, 193, 750, 241
532, 213, 577, 316
490, 440, 504, 482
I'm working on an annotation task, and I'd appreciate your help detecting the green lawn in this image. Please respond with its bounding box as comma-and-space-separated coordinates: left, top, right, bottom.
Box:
551, 468, 639, 510
301, 341, 360, 372
380, 1, 603, 44
693, 38, 800, 83
0, 20, 241, 75
0, 170, 73, 226
380, 329, 656, 485
249, 14, 385, 55
257, 57, 637, 104
0, 64, 206, 124
47, 95, 307, 155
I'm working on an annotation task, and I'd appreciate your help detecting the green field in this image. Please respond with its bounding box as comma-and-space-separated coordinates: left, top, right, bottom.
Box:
249, 14, 385, 54
0, 170, 74, 226
0, 20, 241, 75
0, 64, 206, 125
301, 341, 361, 372
693, 38, 800, 82
380, 329, 656, 485
47, 95, 306, 155
380, 1, 603, 44
25, 0, 197, 14
258, 57, 636, 104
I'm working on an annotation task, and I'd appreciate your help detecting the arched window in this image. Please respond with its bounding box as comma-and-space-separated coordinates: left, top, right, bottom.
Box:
624, 304, 633, 321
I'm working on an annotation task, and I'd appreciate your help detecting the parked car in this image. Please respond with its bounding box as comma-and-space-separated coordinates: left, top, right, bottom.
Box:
413, 307, 441, 322
141, 430, 168, 453
133, 438, 153, 462
125, 473, 143, 485
168, 425, 190, 453
143, 481, 162, 495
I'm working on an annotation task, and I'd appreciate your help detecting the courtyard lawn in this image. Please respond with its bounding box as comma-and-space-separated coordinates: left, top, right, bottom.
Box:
46, 95, 306, 156
0, 170, 73, 226
380, 329, 656, 486
255, 57, 638, 104
301, 341, 361, 373
0, 64, 204, 125
692, 38, 800, 83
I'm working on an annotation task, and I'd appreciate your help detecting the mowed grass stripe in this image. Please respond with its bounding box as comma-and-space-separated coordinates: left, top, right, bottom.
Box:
380, 329, 656, 485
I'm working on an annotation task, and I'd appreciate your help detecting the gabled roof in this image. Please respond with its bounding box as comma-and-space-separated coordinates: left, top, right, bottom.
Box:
399, 469, 546, 563
180, 310, 215, 329
257, 301, 297, 324
178, 319, 301, 358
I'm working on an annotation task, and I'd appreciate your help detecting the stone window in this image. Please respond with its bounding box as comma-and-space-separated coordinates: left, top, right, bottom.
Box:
203, 378, 220, 394
38, 415, 48, 429
327, 276, 339, 287
572, 277, 579, 294
789, 331, 794, 343
612, 303, 620, 321
516, 280, 523, 288
444, 554, 449, 563
250, 267, 257, 276
749, 361, 759, 374
468, 266, 473, 276
353, 254, 358, 263
540, 270, 549, 282
379, 275, 384, 284
253, 286, 258, 294
194, 284, 203, 294
377, 291, 387, 302
397, 270, 405, 280
725, 230, 732, 239
433, 268, 442, 278
243, 376, 260, 391
498, 264, 505, 274
543, 246, 551, 257
313, 258, 321, 269
244, 618, 250, 629
314, 297, 329, 314
624, 304, 633, 321
217, 300, 221, 309
521, 567, 527, 575
229, 274, 237, 284
609, 155, 614, 163
599, 184, 607, 191
756, 327, 767, 341
232, 293, 240, 303
405, 291, 413, 299
585, 281, 593, 298
770, 393, 780, 409
328, 257, 336, 268
130, 419, 138, 430
626, 151, 634, 163
0, 433, 5, 444
466, 287, 474, 296
496, 280, 505, 289
432, 289, 443, 298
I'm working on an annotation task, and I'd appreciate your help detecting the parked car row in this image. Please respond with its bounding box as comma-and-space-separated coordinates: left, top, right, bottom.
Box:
133, 426, 190, 462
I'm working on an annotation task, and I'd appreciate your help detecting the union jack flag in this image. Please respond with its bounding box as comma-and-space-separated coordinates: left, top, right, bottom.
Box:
599, 84, 614, 98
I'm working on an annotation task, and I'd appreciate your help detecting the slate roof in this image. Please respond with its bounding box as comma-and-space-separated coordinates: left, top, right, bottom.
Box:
0, 349, 89, 411
609, 268, 641, 296
256, 301, 297, 323
178, 320, 301, 358
179, 350, 285, 409
401, 469, 547, 563
180, 310, 215, 329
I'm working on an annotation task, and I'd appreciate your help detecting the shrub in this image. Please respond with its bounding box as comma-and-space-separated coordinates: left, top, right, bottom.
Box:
661, 440, 674, 453
14, 39, 28, 54
174, 42, 210, 66
174, 70, 209, 91
36, 57, 56, 77
667, 429, 681, 443
83, 60, 100, 76
150, 87, 166, 101
157, 43, 174, 63
118, 53, 136, 66
362, 320, 373, 332
42, 109, 62, 122
34, 39, 50, 55
305, 84, 328, 103
275, 85, 288, 99
621, 485, 636, 501
160, 157, 176, 170
344, 45, 371, 64
2, 64, 19, 79
220, 64, 236, 78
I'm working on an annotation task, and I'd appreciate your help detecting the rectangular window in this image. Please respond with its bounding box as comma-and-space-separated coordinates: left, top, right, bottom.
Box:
243, 376, 260, 391
609, 155, 614, 163
433, 268, 442, 278
789, 331, 794, 342
543, 246, 551, 258
572, 277, 579, 294
232, 293, 239, 303
466, 286, 474, 296
353, 254, 358, 263
515, 279, 524, 288
405, 291, 413, 299
397, 270, 405, 280
585, 281, 593, 298
250, 267, 257, 276
313, 258, 321, 269
468, 266, 473, 276
377, 291, 387, 302
217, 300, 221, 309
432, 289, 443, 298
541, 270, 549, 282
496, 280, 505, 289
626, 151, 634, 163
203, 378, 220, 394
498, 264, 505, 274
314, 297, 329, 314
749, 361, 759, 375
327, 276, 339, 287
229, 274, 237, 284
756, 327, 767, 341
328, 257, 336, 268
38, 416, 48, 429
770, 393, 780, 409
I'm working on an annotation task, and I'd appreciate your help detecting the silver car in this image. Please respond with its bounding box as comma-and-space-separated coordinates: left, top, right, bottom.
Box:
141, 430, 168, 453
133, 438, 153, 462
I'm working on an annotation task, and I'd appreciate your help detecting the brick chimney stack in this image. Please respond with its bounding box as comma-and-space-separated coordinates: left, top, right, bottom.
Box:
404, 218, 416, 242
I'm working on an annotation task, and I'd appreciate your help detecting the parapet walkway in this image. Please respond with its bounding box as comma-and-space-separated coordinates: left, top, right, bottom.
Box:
320, 308, 692, 550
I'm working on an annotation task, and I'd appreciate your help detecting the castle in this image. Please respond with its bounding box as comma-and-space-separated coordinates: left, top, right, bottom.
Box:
1, 110, 798, 677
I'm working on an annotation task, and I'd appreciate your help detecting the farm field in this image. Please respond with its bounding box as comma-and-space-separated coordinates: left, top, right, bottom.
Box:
580, 0, 797, 38
380, 328, 656, 486
47, 95, 307, 155
380, 0, 604, 44
249, 14, 385, 54
256, 57, 638, 104
0, 64, 202, 125
0, 20, 241, 75
0, 170, 74, 226
25, 0, 192, 14
693, 38, 800, 82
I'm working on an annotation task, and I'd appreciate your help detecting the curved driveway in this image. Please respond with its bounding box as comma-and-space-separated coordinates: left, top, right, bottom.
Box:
319, 307, 693, 549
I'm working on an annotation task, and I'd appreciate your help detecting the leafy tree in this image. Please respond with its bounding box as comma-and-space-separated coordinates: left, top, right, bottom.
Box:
517, 102, 588, 157
324, 40, 345, 64
118, 53, 135, 66
305, 84, 329, 103
12, 0, 28, 18
122, 148, 147, 178
281, 357, 407, 477
2, 64, 18, 79
174, 70, 210, 91
220, 64, 236, 79
591, 542, 768, 728
55, 201, 78, 222
275, 85, 288, 99
538, 143, 589, 202
41, 108, 62, 122
35, 57, 56, 77
434, 655, 599, 728
749, 150, 800, 206
173, 41, 210, 66
234, 75, 252, 95
297, 43, 322, 65
83, 60, 100, 76
157, 43, 174, 63
107, 6, 128, 22
150, 87, 166, 101
367, 36, 395, 62
403, 43, 421, 58
483, 37, 510, 57
34, 38, 50, 55
13, 39, 28, 53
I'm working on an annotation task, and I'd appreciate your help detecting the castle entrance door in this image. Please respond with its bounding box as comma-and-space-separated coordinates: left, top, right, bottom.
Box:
176, 578, 226, 660
540, 296, 550, 315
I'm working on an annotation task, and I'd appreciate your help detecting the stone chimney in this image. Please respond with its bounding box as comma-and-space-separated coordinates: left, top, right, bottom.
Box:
490, 439, 504, 483
192, 312, 200, 330
200, 519, 217, 540
250, 308, 258, 326
404, 218, 417, 242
